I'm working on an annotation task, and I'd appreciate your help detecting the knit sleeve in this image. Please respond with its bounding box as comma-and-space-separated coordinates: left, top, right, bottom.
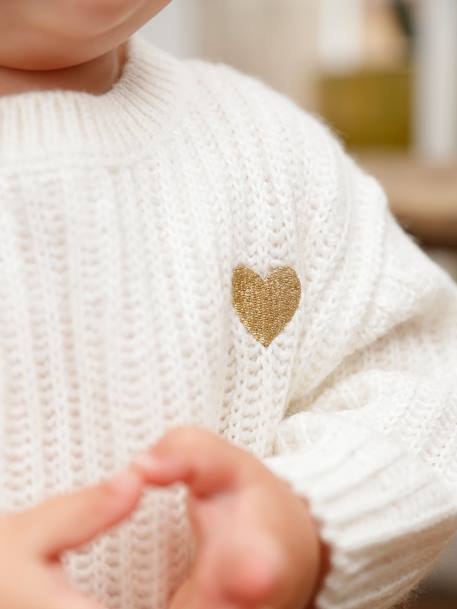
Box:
264, 140, 457, 609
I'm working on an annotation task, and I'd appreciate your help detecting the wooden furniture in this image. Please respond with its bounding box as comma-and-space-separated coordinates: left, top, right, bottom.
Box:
402, 591, 457, 609
358, 153, 457, 247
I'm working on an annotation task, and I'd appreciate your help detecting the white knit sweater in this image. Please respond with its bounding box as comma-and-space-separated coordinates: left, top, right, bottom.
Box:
0, 35, 456, 609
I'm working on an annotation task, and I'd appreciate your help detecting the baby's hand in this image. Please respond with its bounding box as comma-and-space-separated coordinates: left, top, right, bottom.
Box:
135, 428, 322, 609
0, 469, 142, 609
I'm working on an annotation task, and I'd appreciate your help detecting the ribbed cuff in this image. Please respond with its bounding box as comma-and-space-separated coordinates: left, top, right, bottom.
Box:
264, 420, 457, 609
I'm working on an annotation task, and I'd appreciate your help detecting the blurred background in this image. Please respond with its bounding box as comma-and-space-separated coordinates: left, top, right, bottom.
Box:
143, 2, 457, 607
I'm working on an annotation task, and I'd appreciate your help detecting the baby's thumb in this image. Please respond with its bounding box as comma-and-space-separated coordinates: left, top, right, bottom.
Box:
49, 591, 108, 609
18, 468, 143, 557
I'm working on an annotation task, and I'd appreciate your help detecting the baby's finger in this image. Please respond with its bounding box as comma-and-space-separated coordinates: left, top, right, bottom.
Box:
47, 591, 107, 609
199, 532, 284, 609
10, 468, 143, 557
52, 598, 105, 609
134, 427, 263, 497
170, 574, 217, 609
21, 572, 109, 609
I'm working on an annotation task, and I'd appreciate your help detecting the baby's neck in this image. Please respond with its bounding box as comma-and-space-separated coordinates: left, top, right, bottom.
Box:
0, 45, 126, 97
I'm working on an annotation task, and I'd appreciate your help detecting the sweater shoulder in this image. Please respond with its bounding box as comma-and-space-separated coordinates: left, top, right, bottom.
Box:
180, 58, 378, 218
183, 57, 343, 157
181, 57, 359, 196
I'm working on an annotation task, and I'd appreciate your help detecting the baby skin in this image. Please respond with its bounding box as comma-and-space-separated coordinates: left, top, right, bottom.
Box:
0, 428, 322, 609
0, 6, 324, 608
136, 429, 322, 609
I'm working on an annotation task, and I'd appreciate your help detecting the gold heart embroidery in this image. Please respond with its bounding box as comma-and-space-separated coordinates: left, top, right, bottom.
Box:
232, 266, 301, 348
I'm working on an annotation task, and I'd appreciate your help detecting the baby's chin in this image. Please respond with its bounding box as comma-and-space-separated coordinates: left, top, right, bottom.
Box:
0, 37, 118, 72
50, 0, 149, 38
44, 0, 171, 39
0, 0, 169, 71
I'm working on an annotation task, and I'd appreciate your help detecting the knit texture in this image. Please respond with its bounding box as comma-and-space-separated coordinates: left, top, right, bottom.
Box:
0, 35, 457, 609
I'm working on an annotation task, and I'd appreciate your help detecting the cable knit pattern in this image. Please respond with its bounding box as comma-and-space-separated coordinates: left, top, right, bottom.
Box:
0, 35, 456, 609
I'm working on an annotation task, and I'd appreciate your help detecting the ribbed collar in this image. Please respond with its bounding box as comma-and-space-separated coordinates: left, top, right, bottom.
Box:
0, 36, 187, 163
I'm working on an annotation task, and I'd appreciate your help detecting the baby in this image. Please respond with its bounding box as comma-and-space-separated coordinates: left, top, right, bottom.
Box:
1, 2, 457, 609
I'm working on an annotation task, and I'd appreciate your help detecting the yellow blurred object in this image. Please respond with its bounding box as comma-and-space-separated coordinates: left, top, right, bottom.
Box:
319, 67, 412, 149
